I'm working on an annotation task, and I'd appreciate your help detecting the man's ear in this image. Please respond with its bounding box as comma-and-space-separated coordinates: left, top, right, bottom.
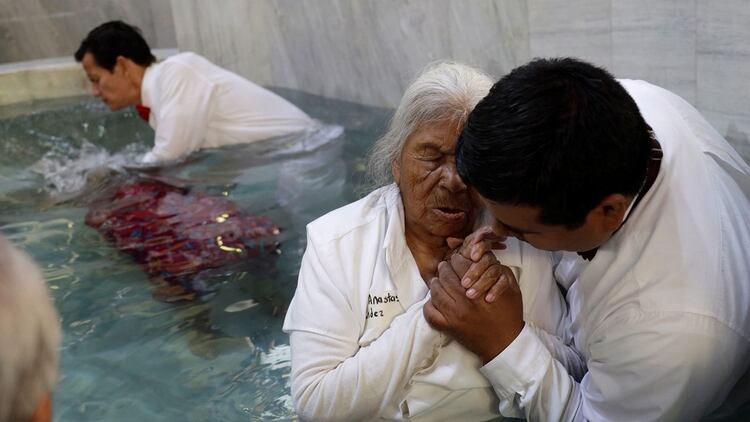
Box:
115, 56, 129, 74
596, 193, 630, 231
391, 158, 401, 186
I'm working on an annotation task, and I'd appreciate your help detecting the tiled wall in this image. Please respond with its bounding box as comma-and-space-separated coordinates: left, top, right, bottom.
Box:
1, 1, 746, 157
0, 0, 176, 63
172, 0, 750, 159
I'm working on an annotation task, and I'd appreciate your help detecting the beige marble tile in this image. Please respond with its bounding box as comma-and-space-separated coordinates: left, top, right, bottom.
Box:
528, 0, 612, 68
702, 110, 750, 164
0, 49, 176, 106
611, 0, 696, 103
694, 0, 750, 158
695, 0, 750, 118
447, 0, 529, 78
172, 0, 530, 108
0, 61, 88, 105
0, 0, 176, 63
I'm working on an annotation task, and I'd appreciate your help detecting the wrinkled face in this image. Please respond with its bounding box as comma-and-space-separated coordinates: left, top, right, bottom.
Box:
81, 53, 138, 110
481, 198, 622, 252
393, 120, 477, 239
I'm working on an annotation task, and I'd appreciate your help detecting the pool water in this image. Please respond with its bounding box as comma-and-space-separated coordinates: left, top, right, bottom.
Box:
0, 89, 391, 421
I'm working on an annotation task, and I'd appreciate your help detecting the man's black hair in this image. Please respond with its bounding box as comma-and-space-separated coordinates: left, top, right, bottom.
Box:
456, 57, 652, 228
74, 21, 156, 71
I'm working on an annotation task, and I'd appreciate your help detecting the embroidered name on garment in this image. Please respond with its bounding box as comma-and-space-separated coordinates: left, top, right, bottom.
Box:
366, 292, 400, 319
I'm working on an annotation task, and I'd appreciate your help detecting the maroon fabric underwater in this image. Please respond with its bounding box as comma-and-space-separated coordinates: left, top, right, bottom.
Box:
85, 180, 280, 298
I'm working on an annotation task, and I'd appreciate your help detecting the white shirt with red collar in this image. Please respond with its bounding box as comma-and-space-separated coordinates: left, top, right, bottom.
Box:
139, 52, 315, 163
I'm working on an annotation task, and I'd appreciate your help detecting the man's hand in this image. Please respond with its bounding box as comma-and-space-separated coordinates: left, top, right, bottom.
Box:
423, 260, 524, 363
446, 225, 508, 302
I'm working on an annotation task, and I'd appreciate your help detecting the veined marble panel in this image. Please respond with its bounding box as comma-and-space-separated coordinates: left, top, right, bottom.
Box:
0, 0, 176, 63
170, 0, 747, 141
172, 0, 529, 108
703, 110, 750, 164
0, 49, 176, 106
695, 0, 750, 135
611, 0, 696, 103
446, 0, 529, 79
528, 0, 612, 68
0, 59, 88, 105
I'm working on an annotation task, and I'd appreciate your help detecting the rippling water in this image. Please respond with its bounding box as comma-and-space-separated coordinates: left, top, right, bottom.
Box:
0, 90, 391, 421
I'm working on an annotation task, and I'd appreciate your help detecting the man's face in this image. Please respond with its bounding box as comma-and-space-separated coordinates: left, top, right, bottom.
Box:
394, 120, 478, 240
81, 53, 137, 110
481, 199, 615, 252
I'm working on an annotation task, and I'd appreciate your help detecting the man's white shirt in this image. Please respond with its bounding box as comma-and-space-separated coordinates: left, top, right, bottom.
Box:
139, 52, 315, 163
481, 79, 750, 421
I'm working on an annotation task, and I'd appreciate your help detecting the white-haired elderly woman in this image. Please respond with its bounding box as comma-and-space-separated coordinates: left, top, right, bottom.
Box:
283, 63, 572, 421
0, 236, 61, 422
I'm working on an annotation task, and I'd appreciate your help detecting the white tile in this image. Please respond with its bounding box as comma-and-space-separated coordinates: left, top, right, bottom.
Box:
611, 0, 696, 103
702, 110, 750, 164
447, 0, 530, 78
695, 0, 750, 125
172, 0, 531, 107
528, 0, 612, 68
0, 0, 175, 63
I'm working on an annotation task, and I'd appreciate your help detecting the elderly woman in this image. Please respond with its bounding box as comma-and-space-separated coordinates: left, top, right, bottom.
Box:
283, 63, 570, 421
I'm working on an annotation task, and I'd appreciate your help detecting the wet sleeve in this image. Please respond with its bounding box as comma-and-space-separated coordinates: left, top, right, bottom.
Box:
511, 246, 587, 382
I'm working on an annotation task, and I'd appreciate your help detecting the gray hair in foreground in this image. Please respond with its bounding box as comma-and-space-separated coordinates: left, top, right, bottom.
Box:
0, 236, 61, 422
366, 61, 494, 188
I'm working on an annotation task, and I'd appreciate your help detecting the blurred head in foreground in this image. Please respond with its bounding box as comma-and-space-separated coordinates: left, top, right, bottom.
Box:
0, 236, 61, 422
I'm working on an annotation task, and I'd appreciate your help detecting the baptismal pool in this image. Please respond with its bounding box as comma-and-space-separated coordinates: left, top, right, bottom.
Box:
0, 89, 391, 420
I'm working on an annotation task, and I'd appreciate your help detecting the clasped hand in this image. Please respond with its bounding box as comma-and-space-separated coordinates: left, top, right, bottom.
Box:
424, 226, 525, 363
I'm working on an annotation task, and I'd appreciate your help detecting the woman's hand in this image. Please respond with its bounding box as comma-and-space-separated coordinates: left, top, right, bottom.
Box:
445, 225, 510, 302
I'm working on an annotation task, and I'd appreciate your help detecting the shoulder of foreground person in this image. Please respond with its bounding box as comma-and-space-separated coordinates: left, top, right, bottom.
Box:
306, 185, 400, 245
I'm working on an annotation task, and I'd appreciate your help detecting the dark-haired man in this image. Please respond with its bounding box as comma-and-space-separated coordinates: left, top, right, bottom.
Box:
425, 58, 750, 420
75, 21, 315, 164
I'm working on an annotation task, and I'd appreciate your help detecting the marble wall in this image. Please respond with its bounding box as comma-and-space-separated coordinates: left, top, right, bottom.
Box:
0, 0, 175, 63
172, 0, 750, 159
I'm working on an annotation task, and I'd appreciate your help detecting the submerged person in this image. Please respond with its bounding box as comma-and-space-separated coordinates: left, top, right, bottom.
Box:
0, 236, 61, 422
75, 21, 316, 164
85, 177, 281, 301
283, 63, 575, 420
427, 58, 750, 420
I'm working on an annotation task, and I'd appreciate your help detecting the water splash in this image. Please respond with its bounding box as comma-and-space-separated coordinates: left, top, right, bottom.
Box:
30, 140, 148, 195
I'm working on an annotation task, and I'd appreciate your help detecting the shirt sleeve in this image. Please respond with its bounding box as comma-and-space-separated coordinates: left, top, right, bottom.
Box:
142, 62, 215, 163
481, 310, 749, 421
530, 323, 587, 382
283, 234, 444, 422
511, 246, 587, 382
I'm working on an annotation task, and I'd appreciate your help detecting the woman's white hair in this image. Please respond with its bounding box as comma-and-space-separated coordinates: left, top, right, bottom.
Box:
0, 236, 60, 422
366, 61, 494, 188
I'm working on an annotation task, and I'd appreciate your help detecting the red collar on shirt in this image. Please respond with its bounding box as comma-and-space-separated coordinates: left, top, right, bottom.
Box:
135, 104, 151, 122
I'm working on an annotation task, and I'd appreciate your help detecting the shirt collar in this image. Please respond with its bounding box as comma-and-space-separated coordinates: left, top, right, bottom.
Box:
380, 184, 433, 303
382, 184, 407, 271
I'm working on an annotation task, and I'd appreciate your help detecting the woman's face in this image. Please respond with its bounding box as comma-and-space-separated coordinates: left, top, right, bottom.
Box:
393, 120, 477, 240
